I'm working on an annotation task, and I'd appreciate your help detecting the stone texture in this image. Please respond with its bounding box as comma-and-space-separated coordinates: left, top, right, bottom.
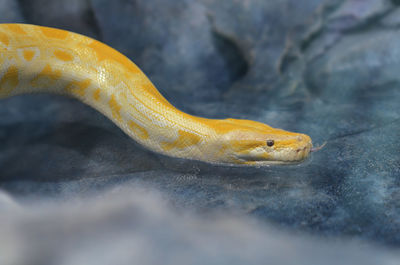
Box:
0, 0, 400, 263
18, 0, 99, 37
1, 188, 400, 265
0, 0, 23, 23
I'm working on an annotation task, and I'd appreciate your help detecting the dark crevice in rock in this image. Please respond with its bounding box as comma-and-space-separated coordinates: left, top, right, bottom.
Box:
303, 66, 322, 96
15, 0, 29, 22
16, 0, 102, 39
278, 44, 301, 74
300, 26, 323, 52
327, 117, 400, 142
86, 0, 103, 40
211, 29, 249, 84
300, 0, 392, 52
328, 127, 380, 142
9, 0, 25, 22
392, 0, 400, 5
302, 5, 392, 51
300, 0, 343, 52
337, 10, 393, 34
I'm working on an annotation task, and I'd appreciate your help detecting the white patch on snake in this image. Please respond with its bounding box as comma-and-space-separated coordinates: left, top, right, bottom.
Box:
17, 47, 40, 63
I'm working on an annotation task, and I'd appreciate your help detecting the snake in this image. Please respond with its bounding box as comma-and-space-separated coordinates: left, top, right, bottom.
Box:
0, 23, 313, 166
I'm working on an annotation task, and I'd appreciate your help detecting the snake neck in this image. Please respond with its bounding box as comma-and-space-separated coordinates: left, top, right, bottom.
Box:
0, 24, 220, 162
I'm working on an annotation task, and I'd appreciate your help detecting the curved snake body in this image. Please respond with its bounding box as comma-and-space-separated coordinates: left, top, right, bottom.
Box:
0, 24, 312, 165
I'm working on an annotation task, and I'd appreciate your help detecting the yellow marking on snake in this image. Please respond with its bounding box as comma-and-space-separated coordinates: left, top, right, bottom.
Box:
109, 94, 122, 123
54, 50, 73, 61
40, 27, 68, 39
23, 50, 35, 61
128, 120, 149, 140
93, 88, 101, 101
6, 24, 26, 35
88, 39, 139, 74
0, 66, 18, 95
0, 32, 9, 46
65, 79, 91, 97
161, 129, 201, 151
0, 24, 313, 165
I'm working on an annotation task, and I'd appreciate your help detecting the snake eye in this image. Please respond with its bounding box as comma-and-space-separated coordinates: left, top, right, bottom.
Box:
266, 140, 274, 147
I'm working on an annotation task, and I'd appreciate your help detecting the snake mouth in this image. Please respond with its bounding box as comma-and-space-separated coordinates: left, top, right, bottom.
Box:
235, 147, 311, 165
235, 156, 307, 166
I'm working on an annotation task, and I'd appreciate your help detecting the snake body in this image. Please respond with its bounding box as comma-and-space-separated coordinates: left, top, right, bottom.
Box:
0, 24, 312, 165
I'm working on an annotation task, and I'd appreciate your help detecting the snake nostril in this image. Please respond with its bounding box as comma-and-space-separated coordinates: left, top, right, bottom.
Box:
296, 146, 307, 153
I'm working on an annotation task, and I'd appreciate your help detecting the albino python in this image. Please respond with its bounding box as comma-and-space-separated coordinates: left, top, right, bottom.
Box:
0, 23, 314, 166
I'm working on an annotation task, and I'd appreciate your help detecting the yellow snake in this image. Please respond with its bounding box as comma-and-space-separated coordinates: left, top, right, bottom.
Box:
0, 23, 313, 166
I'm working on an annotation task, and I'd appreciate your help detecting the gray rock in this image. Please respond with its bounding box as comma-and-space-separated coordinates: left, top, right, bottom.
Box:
1, 187, 400, 265
1, 0, 400, 263
0, 0, 24, 23
305, 29, 400, 103
381, 7, 400, 27
326, 0, 392, 30
17, 0, 100, 37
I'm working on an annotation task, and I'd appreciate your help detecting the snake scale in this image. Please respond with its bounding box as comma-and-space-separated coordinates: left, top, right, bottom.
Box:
0, 23, 313, 166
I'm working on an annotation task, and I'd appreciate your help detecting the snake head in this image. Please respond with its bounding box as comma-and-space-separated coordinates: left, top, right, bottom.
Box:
213, 119, 312, 165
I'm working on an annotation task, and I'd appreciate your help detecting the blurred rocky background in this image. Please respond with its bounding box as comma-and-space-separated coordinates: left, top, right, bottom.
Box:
1, 0, 400, 264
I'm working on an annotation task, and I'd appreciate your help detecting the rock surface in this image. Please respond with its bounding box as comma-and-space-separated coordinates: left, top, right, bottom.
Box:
1, 187, 400, 265
1, 0, 400, 264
